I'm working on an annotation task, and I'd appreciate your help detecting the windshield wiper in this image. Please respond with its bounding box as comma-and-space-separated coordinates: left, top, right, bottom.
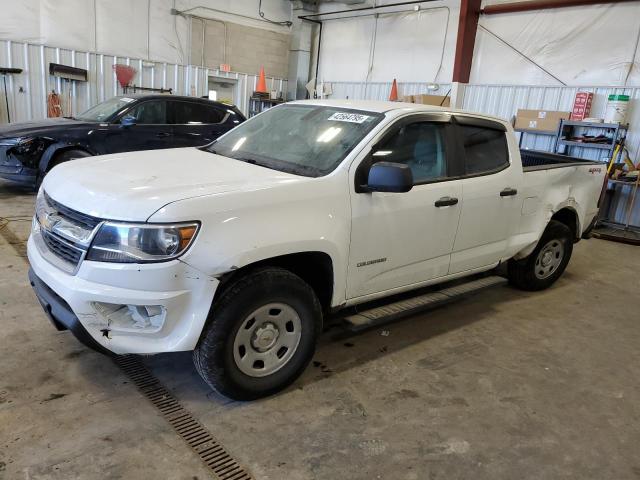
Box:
235, 157, 263, 166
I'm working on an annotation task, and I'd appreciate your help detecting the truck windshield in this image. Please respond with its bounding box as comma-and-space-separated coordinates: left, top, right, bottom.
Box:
76, 96, 137, 122
206, 104, 384, 177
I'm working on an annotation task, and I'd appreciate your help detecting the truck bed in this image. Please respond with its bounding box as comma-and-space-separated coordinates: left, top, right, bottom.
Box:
520, 149, 602, 171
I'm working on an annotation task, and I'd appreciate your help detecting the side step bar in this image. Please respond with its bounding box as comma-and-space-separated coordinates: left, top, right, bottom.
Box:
343, 275, 507, 331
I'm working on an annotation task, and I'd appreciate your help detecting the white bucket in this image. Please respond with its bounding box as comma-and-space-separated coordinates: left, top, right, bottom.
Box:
604, 94, 629, 124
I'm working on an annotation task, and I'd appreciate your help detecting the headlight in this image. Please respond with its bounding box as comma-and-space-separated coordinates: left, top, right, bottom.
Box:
86, 222, 199, 263
12, 137, 43, 155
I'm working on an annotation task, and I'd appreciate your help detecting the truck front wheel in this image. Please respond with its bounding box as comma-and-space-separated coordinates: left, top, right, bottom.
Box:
193, 267, 322, 400
508, 220, 574, 291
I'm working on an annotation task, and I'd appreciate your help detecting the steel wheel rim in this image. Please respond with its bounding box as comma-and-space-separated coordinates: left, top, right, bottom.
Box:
233, 303, 302, 378
534, 239, 564, 279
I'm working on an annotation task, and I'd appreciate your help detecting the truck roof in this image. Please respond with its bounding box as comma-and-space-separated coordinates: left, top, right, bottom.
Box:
290, 99, 508, 125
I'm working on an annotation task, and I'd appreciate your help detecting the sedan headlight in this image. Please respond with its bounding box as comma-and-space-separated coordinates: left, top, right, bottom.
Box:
10, 137, 45, 155
86, 222, 199, 263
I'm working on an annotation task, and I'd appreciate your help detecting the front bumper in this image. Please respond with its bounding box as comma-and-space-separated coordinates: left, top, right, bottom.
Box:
27, 234, 218, 355
0, 145, 37, 186
29, 268, 113, 355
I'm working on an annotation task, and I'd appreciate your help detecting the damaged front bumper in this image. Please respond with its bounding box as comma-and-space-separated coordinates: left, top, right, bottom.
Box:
0, 144, 38, 186
29, 268, 114, 355
27, 234, 219, 355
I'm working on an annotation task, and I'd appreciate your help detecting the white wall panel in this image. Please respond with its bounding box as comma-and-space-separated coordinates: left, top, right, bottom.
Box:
317, 1, 459, 84
40, 0, 96, 53
0, 39, 287, 123
0, 0, 292, 64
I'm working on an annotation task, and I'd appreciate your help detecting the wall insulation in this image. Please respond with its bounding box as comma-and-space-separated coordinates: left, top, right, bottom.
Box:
316, 1, 640, 86
0, 39, 287, 123
0, 0, 292, 65
317, 1, 459, 84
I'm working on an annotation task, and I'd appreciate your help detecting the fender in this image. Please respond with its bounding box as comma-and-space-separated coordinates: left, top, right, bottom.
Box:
39, 142, 96, 175
513, 204, 581, 260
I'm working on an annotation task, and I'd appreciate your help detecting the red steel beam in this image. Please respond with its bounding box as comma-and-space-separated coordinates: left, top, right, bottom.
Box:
482, 0, 638, 15
452, 0, 482, 83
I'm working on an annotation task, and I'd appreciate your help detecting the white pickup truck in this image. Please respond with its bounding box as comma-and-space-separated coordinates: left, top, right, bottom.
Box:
28, 100, 605, 399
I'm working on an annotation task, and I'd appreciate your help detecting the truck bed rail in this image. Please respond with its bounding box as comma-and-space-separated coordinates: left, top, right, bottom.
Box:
520, 149, 602, 172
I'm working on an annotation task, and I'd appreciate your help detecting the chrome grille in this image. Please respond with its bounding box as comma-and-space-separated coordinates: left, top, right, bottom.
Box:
44, 192, 100, 230
41, 229, 84, 265
35, 192, 102, 273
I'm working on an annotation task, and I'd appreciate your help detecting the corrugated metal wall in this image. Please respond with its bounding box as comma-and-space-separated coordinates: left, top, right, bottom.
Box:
327, 81, 639, 162
327, 81, 452, 101
0, 39, 287, 122
461, 84, 639, 162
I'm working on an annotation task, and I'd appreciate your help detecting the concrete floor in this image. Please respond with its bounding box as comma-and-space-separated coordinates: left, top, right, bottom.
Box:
1, 180, 639, 480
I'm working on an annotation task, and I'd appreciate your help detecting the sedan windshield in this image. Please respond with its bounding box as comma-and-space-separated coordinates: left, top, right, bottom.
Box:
207, 104, 384, 177
76, 96, 137, 122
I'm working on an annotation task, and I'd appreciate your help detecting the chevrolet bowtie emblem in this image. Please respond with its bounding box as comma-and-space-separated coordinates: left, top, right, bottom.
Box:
41, 210, 60, 231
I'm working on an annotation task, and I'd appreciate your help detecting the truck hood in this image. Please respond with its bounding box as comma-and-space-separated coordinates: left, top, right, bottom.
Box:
43, 147, 305, 221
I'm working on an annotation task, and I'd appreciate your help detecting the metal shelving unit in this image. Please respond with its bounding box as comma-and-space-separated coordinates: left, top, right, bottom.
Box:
594, 177, 640, 245
514, 128, 556, 148
248, 96, 284, 118
554, 120, 628, 160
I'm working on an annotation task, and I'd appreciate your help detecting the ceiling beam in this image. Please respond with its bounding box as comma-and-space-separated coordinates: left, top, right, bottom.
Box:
452, 0, 482, 83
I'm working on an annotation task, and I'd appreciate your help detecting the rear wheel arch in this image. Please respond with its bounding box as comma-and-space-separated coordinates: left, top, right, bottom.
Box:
551, 207, 580, 241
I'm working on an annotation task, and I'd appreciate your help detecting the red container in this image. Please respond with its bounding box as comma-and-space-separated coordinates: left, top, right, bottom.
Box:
570, 92, 594, 121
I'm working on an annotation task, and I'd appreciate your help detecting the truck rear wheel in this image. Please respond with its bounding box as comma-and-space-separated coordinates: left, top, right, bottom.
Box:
193, 267, 322, 400
508, 220, 574, 291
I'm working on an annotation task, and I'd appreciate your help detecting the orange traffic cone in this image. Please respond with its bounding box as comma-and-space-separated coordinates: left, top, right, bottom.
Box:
389, 79, 398, 101
256, 66, 268, 93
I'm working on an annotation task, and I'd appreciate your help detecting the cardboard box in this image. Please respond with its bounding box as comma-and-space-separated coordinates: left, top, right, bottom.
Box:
514, 109, 571, 133
570, 92, 594, 121
400, 95, 414, 103
412, 94, 450, 107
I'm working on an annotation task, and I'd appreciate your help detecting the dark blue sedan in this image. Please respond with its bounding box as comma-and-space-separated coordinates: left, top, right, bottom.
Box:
0, 95, 245, 188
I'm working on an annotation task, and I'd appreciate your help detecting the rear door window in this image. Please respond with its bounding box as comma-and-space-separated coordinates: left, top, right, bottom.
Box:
460, 125, 509, 175
169, 101, 225, 124
126, 100, 167, 124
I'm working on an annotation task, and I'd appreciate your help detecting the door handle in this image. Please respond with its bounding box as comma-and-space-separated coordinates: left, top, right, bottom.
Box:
500, 188, 518, 197
156, 132, 171, 138
434, 196, 459, 207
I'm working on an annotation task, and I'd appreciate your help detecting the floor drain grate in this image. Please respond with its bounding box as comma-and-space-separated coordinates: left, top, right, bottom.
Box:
115, 355, 253, 480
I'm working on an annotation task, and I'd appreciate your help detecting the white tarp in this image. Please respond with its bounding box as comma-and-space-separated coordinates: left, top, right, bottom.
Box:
473, 1, 640, 86
0, 0, 291, 64
317, 0, 640, 87
318, 1, 459, 84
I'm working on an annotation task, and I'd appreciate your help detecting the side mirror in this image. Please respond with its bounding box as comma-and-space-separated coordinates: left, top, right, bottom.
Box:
365, 162, 413, 193
120, 115, 137, 128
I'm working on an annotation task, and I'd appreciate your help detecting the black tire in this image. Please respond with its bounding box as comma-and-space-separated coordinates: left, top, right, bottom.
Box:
508, 220, 574, 291
193, 267, 322, 400
35, 149, 92, 189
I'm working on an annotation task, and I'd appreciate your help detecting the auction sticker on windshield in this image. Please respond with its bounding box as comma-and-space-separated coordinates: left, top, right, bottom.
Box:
328, 112, 371, 124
